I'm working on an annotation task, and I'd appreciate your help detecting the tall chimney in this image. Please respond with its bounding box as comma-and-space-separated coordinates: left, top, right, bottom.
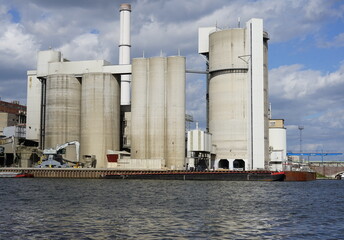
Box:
119, 3, 131, 105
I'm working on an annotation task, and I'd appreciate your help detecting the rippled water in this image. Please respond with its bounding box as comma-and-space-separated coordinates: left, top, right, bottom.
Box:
1, 179, 344, 239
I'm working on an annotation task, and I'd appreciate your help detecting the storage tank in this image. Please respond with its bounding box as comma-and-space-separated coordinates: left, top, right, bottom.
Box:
44, 74, 81, 161
80, 73, 120, 168
166, 56, 185, 169
269, 128, 287, 161
208, 29, 249, 160
131, 58, 148, 159
147, 57, 166, 160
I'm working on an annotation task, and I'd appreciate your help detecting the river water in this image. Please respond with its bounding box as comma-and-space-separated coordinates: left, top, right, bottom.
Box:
1, 178, 344, 239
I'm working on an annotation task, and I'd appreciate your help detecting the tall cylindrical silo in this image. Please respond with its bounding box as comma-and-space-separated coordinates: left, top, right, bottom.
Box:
131, 58, 148, 159
45, 74, 81, 161
81, 73, 120, 168
166, 56, 186, 169
147, 57, 166, 160
209, 29, 248, 160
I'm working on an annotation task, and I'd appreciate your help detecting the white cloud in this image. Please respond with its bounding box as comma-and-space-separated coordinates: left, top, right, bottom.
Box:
0, 23, 40, 68
58, 33, 108, 61
270, 63, 344, 100
318, 32, 344, 48
270, 63, 344, 152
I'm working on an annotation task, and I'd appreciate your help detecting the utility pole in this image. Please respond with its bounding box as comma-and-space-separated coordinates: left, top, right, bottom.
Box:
298, 125, 304, 162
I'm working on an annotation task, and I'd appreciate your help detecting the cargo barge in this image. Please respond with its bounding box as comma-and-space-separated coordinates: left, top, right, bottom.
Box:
0, 168, 316, 181
102, 170, 286, 181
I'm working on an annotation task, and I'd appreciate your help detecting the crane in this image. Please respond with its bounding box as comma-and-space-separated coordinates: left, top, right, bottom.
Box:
37, 141, 80, 168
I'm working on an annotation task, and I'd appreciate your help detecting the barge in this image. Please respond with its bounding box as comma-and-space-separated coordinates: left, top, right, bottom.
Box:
0, 168, 316, 181
103, 170, 285, 181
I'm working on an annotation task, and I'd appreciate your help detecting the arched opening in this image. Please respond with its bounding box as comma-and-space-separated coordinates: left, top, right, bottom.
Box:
218, 159, 229, 169
233, 159, 245, 171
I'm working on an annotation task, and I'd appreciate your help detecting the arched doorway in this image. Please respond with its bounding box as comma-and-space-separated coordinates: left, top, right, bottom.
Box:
233, 159, 245, 170
218, 159, 229, 169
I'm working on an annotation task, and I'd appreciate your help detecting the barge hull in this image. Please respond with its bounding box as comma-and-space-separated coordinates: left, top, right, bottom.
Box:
103, 171, 285, 181
0, 168, 316, 181
284, 171, 316, 181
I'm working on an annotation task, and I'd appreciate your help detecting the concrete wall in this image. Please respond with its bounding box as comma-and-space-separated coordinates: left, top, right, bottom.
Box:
0, 113, 8, 135
246, 19, 268, 170
26, 73, 41, 141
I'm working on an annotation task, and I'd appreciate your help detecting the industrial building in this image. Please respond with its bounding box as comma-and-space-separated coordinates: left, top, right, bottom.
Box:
0, 99, 26, 136
23, 3, 287, 171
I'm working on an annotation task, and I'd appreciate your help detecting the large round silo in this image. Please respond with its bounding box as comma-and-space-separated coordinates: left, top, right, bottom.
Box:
45, 74, 81, 161
147, 57, 166, 160
131, 58, 148, 159
208, 29, 248, 160
166, 56, 186, 169
81, 73, 120, 168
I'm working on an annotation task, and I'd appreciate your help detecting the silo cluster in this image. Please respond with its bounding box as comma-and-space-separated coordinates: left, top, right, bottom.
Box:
39, 50, 121, 168
26, 2, 274, 171
131, 56, 186, 170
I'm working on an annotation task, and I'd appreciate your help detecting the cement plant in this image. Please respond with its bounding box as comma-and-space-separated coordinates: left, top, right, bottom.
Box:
0, 3, 322, 180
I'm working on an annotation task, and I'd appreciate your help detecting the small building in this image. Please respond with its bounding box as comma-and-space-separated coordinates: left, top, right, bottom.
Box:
0, 99, 26, 136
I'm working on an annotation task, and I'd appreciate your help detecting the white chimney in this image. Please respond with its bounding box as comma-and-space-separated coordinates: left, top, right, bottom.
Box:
119, 3, 131, 105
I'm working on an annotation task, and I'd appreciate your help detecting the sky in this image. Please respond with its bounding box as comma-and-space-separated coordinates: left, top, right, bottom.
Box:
0, 0, 343, 155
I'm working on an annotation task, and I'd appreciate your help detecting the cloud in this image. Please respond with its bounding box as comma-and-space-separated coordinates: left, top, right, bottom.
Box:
270, 63, 344, 152
318, 32, 344, 48
0, 22, 40, 69
270, 64, 344, 100
58, 33, 109, 61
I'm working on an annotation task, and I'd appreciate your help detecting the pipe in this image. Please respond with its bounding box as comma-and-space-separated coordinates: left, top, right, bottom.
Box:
119, 3, 131, 105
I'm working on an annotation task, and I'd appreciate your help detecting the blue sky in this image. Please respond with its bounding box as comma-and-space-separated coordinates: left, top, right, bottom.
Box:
0, 0, 343, 156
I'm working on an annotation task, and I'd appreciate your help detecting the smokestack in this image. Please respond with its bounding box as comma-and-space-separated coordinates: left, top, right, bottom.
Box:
119, 3, 131, 105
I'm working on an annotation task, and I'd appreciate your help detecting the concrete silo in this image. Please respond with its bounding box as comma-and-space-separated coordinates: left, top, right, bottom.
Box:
166, 57, 186, 169
147, 57, 166, 160
209, 28, 248, 163
44, 74, 81, 161
205, 18, 269, 170
80, 73, 121, 168
130, 58, 148, 159
131, 56, 186, 170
